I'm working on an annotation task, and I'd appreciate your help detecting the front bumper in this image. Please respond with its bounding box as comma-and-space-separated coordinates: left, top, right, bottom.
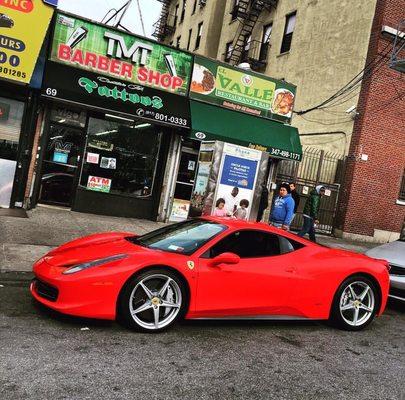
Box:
389, 274, 405, 301
31, 258, 122, 320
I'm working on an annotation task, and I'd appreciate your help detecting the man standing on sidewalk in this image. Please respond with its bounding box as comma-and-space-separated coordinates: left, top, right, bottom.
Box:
269, 183, 295, 230
298, 185, 325, 242
289, 182, 300, 221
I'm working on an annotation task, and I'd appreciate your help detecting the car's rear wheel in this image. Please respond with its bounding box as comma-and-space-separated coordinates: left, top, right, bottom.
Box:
330, 275, 380, 331
118, 268, 187, 333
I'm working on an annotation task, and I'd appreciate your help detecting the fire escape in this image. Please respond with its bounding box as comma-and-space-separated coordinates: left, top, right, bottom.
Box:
229, 0, 278, 70
152, 0, 175, 42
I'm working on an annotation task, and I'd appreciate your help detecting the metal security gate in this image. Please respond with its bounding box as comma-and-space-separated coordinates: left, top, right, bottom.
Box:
275, 148, 346, 235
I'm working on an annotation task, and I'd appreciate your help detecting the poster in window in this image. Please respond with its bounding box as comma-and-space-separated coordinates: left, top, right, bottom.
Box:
214, 143, 261, 220
86, 152, 99, 164
100, 157, 117, 170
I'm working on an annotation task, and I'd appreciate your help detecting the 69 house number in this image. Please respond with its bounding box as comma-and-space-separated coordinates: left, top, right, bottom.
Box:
45, 88, 58, 97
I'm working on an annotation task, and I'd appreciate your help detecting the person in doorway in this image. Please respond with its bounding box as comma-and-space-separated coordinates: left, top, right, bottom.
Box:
213, 198, 228, 217
256, 183, 269, 222
269, 183, 295, 230
289, 182, 300, 220
234, 199, 250, 220
297, 185, 325, 242
223, 187, 240, 216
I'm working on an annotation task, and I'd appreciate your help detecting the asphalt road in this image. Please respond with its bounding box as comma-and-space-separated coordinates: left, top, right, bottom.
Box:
1, 273, 404, 400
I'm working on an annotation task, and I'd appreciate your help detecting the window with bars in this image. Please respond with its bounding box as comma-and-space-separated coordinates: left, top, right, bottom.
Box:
280, 12, 296, 54
399, 168, 405, 201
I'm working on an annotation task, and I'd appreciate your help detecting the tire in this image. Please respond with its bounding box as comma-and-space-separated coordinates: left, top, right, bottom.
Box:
329, 275, 380, 331
118, 268, 188, 333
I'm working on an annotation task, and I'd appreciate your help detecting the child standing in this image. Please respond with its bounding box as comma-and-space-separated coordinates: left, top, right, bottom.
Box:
213, 198, 228, 217
234, 199, 249, 220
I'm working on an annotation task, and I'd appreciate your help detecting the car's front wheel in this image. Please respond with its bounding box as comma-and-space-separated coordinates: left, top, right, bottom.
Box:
118, 268, 187, 333
330, 275, 380, 331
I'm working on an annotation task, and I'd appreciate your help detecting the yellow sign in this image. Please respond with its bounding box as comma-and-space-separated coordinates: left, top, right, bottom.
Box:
0, 0, 54, 84
215, 66, 276, 111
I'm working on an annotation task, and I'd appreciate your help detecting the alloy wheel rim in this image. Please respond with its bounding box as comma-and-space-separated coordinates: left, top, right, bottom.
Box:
339, 281, 375, 327
129, 274, 182, 330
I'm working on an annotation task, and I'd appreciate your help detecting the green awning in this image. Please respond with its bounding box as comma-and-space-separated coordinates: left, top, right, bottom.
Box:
190, 101, 302, 161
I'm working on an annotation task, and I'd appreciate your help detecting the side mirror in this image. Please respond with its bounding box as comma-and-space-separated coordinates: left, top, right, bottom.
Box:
210, 252, 240, 267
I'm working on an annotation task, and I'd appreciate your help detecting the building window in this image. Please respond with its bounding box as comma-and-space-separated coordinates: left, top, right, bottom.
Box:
187, 29, 192, 50
399, 168, 405, 201
192, 0, 197, 14
231, 0, 239, 20
280, 12, 296, 54
176, 36, 181, 48
80, 118, 161, 198
180, 0, 186, 23
174, 4, 179, 26
195, 22, 203, 49
224, 41, 233, 62
260, 23, 272, 61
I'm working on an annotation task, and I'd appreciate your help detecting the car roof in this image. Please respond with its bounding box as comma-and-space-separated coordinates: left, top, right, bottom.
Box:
199, 216, 313, 243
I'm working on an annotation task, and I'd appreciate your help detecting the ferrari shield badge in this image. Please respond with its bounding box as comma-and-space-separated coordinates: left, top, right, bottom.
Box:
187, 261, 195, 270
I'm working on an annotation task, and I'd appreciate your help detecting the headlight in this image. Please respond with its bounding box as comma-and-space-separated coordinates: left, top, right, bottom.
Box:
62, 254, 128, 275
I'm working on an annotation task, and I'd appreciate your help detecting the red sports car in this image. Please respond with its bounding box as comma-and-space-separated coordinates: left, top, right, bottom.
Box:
31, 217, 390, 332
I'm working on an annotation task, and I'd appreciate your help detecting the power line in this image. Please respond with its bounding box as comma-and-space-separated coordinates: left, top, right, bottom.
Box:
295, 40, 394, 115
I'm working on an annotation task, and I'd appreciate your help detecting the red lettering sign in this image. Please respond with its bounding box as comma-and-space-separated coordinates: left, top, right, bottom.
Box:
0, 0, 34, 13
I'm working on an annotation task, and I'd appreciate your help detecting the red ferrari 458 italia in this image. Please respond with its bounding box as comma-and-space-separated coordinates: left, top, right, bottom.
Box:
31, 217, 390, 332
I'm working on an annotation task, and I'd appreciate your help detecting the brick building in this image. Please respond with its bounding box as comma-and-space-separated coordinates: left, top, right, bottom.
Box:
335, 0, 405, 242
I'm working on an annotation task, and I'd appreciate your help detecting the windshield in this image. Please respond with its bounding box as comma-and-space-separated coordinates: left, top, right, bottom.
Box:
127, 219, 227, 255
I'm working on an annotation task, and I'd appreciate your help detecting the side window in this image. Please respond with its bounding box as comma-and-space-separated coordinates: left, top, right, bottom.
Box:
209, 230, 281, 258
278, 236, 305, 254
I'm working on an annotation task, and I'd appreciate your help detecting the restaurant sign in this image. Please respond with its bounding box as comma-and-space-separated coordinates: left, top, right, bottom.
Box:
190, 56, 296, 124
50, 12, 193, 96
42, 62, 190, 128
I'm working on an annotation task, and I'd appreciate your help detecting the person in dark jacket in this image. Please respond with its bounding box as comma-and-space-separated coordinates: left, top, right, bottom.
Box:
298, 185, 325, 242
269, 183, 295, 230
256, 183, 269, 222
289, 182, 300, 217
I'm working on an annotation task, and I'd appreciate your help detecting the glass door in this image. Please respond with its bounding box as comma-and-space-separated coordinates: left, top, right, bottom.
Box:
38, 124, 85, 207
169, 146, 199, 222
0, 98, 24, 208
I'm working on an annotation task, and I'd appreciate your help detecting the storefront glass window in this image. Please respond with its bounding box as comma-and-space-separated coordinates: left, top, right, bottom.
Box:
80, 117, 161, 198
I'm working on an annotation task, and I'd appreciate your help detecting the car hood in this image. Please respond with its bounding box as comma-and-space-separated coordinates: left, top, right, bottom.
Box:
365, 240, 405, 267
43, 232, 144, 267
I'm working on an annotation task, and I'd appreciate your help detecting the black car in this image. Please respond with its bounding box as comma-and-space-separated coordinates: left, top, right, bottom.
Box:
0, 14, 14, 28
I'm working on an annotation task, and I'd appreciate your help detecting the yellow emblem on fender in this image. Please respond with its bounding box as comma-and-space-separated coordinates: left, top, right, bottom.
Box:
187, 261, 195, 270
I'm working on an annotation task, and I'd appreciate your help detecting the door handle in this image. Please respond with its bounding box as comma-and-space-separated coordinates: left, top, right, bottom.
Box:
285, 266, 296, 273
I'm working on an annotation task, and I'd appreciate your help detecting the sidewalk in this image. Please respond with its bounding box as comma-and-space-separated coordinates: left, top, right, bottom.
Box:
0, 206, 375, 273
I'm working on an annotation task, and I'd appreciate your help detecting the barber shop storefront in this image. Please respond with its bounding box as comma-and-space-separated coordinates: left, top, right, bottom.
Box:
32, 12, 193, 220
29, 12, 302, 222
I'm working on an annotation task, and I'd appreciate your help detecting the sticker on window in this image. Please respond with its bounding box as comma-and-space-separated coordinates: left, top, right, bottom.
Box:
100, 157, 117, 170
86, 152, 100, 164
87, 176, 112, 193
